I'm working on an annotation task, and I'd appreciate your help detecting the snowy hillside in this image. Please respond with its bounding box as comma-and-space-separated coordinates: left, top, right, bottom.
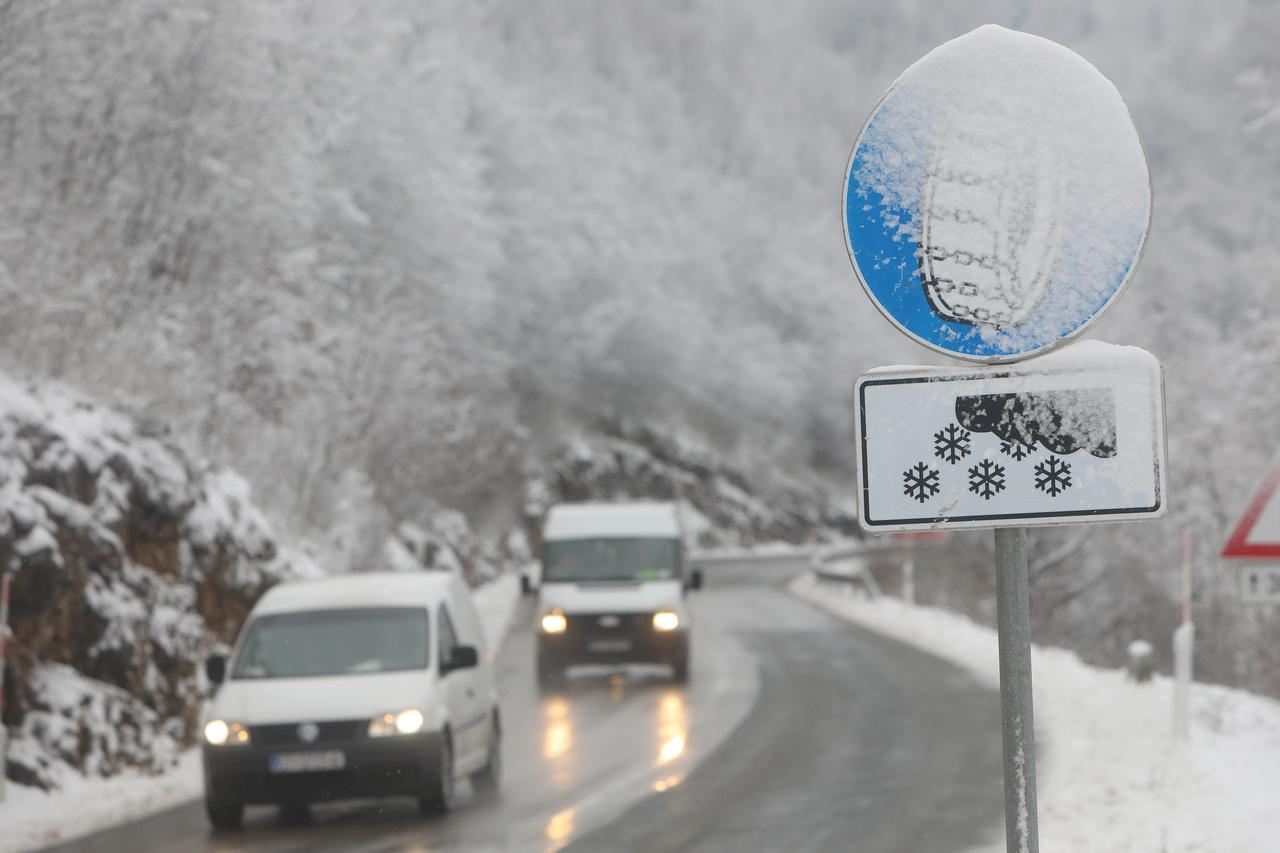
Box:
526, 422, 857, 549
0, 376, 318, 788
0, 1, 1276, 695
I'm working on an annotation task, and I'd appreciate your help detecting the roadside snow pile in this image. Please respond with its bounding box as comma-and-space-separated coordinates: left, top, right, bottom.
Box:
0, 375, 318, 790
382, 511, 529, 587
791, 571, 1280, 853
527, 422, 857, 548
0, 751, 203, 853
472, 570, 522, 659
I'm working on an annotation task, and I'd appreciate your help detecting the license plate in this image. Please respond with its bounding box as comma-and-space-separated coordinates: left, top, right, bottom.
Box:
269, 750, 346, 774
588, 638, 632, 653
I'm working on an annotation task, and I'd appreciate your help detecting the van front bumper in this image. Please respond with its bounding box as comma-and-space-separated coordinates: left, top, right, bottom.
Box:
203, 730, 444, 805
538, 612, 689, 666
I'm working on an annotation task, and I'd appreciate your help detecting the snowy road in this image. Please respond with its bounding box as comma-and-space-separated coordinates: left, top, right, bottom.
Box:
40, 560, 1004, 853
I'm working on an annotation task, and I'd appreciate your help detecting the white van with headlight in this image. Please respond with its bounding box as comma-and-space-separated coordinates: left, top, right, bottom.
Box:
200, 571, 500, 830
532, 502, 701, 690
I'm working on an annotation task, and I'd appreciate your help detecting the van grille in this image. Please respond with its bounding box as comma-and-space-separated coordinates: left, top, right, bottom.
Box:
564, 612, 652, 632
250, 719, 366, 746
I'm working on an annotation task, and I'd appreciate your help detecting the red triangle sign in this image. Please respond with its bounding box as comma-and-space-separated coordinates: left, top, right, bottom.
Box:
1222, 452, 1280, 559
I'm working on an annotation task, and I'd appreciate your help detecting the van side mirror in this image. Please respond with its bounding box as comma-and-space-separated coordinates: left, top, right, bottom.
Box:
205, 654, 227, 685
520, 574, 534, 596
444, 645, 479, 673
688, 569, 704, 591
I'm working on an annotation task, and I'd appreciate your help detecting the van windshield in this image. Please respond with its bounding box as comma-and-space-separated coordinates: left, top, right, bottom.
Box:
543, 537, 681, 583
231, 607, 429, 679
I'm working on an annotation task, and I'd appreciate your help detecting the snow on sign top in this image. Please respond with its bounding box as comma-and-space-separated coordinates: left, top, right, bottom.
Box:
843, 25, 1151, 362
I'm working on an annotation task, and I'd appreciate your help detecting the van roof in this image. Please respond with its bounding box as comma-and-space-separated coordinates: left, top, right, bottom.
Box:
252, 571, 454, 616
543, 501, 682, 541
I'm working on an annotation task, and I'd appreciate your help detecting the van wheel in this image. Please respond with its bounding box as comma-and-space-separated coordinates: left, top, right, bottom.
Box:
419, 736, 456, 815
206, 795, 244, 831
670, 645, 691, 686
537, 655, 566, 694
671, 653, 690, 684
471, 713, 502, 797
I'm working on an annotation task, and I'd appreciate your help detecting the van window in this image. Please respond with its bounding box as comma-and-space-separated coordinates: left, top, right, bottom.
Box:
543, 537, 681, 583
231, 607, 429, 679
437, 605, 458, 669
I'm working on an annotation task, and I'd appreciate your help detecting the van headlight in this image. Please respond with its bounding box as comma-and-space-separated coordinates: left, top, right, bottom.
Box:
368, 709, 426, 737
653, 611, 680, 632
204, 719, 251, 746
540, 610, 568, 634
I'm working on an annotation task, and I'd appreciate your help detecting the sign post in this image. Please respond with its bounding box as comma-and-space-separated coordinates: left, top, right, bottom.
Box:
842, 25, 1158, 853
994, 527, 1037, 847
0, 570, 11, 802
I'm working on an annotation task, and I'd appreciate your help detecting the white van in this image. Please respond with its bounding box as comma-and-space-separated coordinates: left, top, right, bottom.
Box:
532, 502, 702, 690
200, 571, 500, 829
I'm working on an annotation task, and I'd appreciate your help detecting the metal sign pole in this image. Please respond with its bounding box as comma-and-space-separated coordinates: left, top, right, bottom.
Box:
994, 527, 1038, 853
841, 28, 1157, 853
0, 570, 11, 802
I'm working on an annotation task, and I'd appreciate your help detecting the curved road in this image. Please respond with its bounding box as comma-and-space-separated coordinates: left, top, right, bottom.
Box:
43, 559, 1003, 853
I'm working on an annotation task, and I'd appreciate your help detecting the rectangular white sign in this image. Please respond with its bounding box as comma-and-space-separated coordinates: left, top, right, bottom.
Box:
1241, 566, 1280, 604
854, 346, 1167, 532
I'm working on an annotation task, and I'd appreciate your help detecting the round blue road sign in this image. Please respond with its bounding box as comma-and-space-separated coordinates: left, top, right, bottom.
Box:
843, 26, 1151, 363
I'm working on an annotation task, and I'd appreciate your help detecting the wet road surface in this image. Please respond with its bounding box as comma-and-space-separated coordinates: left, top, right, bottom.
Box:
43, 560, 1003, 853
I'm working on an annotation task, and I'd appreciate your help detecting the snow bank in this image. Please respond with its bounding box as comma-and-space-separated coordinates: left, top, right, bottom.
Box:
473, 569, 522, 656
791, 571, 1280, 853
0, 751, 202, 853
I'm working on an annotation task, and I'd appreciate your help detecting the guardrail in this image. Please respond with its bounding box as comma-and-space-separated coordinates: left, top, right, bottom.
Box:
809, 543, 883, 597
689, 542, 889, 598
689, 548, 818, 567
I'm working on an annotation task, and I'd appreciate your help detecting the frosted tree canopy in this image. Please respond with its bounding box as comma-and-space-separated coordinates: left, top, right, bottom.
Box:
844, 25, 1152, 362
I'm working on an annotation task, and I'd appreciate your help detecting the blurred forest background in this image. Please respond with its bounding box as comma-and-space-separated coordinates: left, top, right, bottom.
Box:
1, 0, 1278, 694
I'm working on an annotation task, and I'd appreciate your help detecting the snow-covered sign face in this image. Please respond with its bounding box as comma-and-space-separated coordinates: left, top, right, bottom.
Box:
853, 341, 1167, 531
843, 26, 1151, 362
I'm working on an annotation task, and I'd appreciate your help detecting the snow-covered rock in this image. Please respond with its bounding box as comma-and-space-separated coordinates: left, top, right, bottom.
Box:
380, 509, 526, 587
0, 375, 317, 789
528, 421, 858, 549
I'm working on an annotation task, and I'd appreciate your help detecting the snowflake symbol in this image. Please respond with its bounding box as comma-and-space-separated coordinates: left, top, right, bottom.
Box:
1000, 439, 1031, 461
1034, 456, 1073, 497
967, 459, 1006, 500
902, 462, 941, 503
933, 423, 972, 464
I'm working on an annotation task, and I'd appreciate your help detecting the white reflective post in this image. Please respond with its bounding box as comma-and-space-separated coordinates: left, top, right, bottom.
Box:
1173, 529, 1194, 741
